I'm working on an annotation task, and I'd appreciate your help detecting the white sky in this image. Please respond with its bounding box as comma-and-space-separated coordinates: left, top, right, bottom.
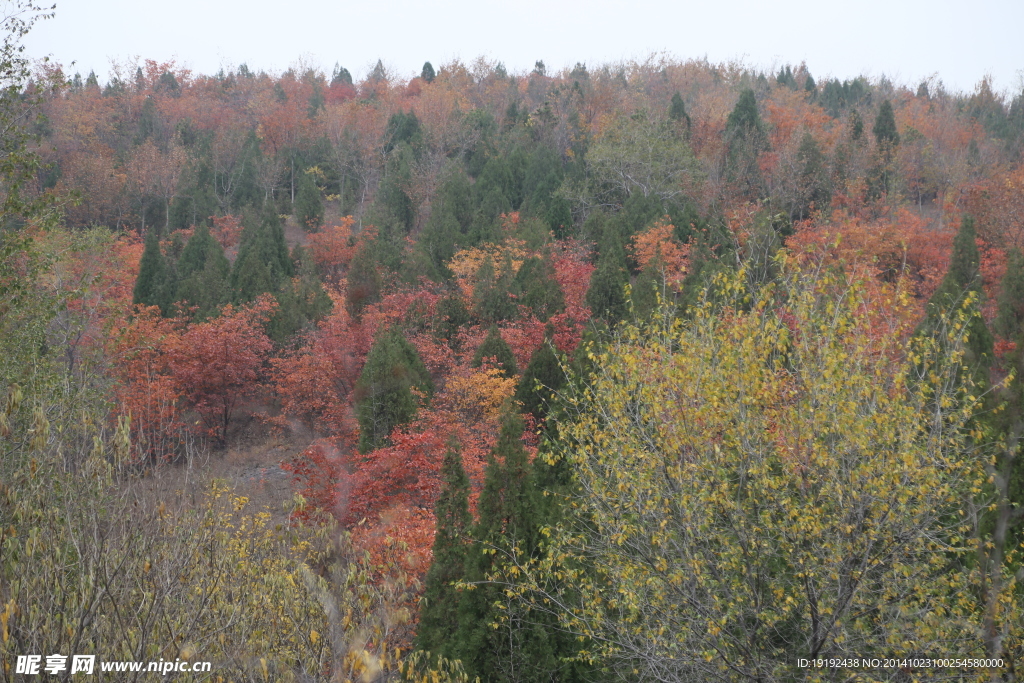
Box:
23, 0, 1024, 96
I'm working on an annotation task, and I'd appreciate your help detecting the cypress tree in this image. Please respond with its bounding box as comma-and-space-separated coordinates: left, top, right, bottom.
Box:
421, 62, 436, 84
725, 88, 767, 194
586, 243, 629, 324
513, 254, 565, 321
471, 325, 518, 377
631, 249, 666, 321
919, 215, 993, 379
345, 242, 382, 319
455, 408, 554, 681
472, 257, 517, 323
434, 293, 469, 343
232, 208, 292, 303
294, 170, 324, 230
995, 248, 1024, 341
416, 438, 471, 658
873, 100, 900, 148
174, 224, 230, 320
515, 326, 565, 420
133, 228, 175, 315
354, 328, 433, 453
669, 91, 691, 130
850, 109, 864, 142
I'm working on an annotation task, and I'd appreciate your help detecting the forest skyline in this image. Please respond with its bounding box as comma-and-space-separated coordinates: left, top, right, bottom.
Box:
24, 0, 1024, 95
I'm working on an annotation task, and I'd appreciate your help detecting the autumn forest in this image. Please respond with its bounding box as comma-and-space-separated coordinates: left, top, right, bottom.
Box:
3, 3, 1024, 681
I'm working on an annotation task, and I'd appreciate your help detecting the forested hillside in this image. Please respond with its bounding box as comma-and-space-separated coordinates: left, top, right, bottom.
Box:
4, 3, 1024, 678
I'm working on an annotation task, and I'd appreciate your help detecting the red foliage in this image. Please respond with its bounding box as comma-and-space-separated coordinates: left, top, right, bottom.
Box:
211, 214, 243, 250
166, 296, 276, 446
113, 306, 187, 462
307, 216, 357, 285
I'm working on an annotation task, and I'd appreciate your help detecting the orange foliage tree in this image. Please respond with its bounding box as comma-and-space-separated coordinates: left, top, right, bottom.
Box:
167, 295, 277, 446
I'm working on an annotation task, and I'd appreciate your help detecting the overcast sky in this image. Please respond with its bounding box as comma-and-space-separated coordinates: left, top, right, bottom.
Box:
23, 0, 1024, 95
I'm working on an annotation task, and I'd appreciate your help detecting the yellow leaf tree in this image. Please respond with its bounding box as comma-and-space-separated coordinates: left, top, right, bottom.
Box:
513, 257, 1021, 681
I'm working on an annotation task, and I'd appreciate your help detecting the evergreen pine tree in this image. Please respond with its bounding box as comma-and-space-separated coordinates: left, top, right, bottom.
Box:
873, 99, 900, 148
421, 62, 436, 84
133, 228, 175, 315
354, 328, 433, 453
345, 242, 382, 319
416, 438, 471, 659
434, 293, 469, 343
669, 91, 691, 130
174, 224, 231, 321
919, 216, 994, 380
294, 170, 324, 230
725, 88, 767, 194
232, 208, 293, 303
586, 243, 629, 324
850, 109, 864, 142
471, 325, 518, 377
996, 248, 1024, 341
515, 326, 565, 419
631, 249, 666, 320
472, 257, 517, 323
455, 408, 554, 681
513, 254, 565, 321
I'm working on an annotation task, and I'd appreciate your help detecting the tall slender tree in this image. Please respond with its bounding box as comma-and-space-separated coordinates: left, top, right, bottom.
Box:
417, 438, 471, 659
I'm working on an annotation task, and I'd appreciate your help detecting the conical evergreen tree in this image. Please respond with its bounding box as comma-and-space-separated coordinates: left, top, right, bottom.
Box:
455, 408, 555, 681
515, 326, 565, 420
294, 170, 324, 230
724, 88, 767, 194
174, 224, 231, 321
631, 249, 666, 321
232, 208, 293, 303
420, 62, 436, 84
586, 243, 629, 324
995, 248, 1024, 341
873, 99, 900, 148
133, 228, 175, 315
919, 215, 994, 381
354, 328, 434, 453
472, 256, 517, 323
471, 325, 518, 377
345, 242, 382, 319
416, 438, 471, 659
513, 254, 565, 321
434, 293, 469, 343
669, 91, 691, 130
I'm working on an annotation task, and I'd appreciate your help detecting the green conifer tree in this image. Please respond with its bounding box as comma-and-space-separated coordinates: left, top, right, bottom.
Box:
586, 243, 629, 324
231, 208, 293, 303
873, 99, 901, 148
995, 248, 1024, 341
354, 328, 433, 453
345, 242, 382, 320
294, 170, 324, 230
919, 216, 993, 381
472, 257, 517, 323
174, 224, 230, 320
725, 88, 767, 194
132, 228, 175, 315
669, 91, 691, 130
515, 326, 565, 420
434, 293, 469, 343
416, 438, 471, 658
455, 408, 554, 681
471, 325, 518, 377
421, 62, 436, 84
513, 254, 565, 321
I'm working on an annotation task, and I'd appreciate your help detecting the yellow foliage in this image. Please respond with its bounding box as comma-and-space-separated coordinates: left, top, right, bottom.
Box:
447, 241, 528, 299
516, 259, 1022, 680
